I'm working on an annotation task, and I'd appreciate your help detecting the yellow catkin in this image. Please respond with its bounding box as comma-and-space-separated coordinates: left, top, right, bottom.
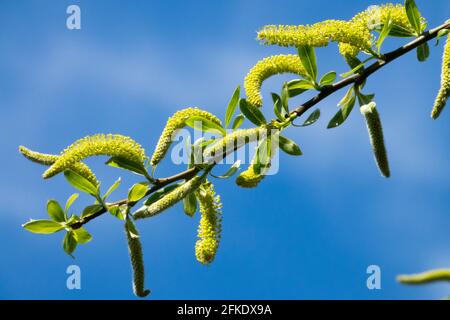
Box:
19, 146, 99, 186
397, 269, 450, 285
43, 134, 146, 179
150, 107, 222, 167
133, 175, 204, 220
360, 102, 390, 178
244, 55, 307, 107
431, 36, 450, 119
195, 181, 222, 265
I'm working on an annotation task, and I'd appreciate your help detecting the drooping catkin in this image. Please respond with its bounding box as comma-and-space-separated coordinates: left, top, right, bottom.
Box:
360, 102, 390, 178
195, 181, 222, 265
43, 134, 147, 179
125, 218, 150, 298
133, 175, 205, 220
150, 107, 222, 167
431, 36, 450, 119
244, 55, 307, 107
19, 146, 99, 186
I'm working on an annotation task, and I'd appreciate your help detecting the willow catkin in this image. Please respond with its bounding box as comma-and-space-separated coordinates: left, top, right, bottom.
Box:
133, 175, 205, 220
43, 134, 147, 179
360, 102, 390, 178
397, 269, 450, 285
244, 55, 307, 107
195, 181, 222, 265
19, 145, 99, 186
431, 36, 450, 119
125, 218, 150, 298
150, 107, 222, 167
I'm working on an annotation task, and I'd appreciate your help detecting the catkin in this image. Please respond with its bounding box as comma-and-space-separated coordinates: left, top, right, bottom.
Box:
195, 181, 222, 265
125, 218, 150, 298
43, 134, 147, 179
397, 269, 450, 285
431, 36, 450, 119
150, 107, 222, 167
19, 146, 99, 186
360, 102, 390, 178
244, 55, 307, 107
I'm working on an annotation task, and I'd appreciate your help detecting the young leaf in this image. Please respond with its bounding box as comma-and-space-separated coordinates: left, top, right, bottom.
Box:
281, 83, 290, 113
22, 220, 64, 234
128, 182, 150, 203
106, 156, 148, 176
81, 204, 104, 219
278, 135, 302, 156
405, 0, 422, 35
377, 15, 393, 53
108, 205, 126, 220
64, 193, 79, 216
210, 160, 241, 179
286, 79, 309, 97
183, 193, 198, 217
388, 23, 416, 37
436, 29, 450, 46
301, 109, 321, 127
47, 200, 65, 223
73, 227, 92, 244
253, 137, 271, 175
186, 116, 227, 136
297, 45, 318, 81
143, 183, 184, 206
232, 114, 245, 130
225, 85, 240, 128
239, 99, 267, 126
327, 95, 356, 129
63, 231, 77, 257
417, 42, 430, 62
319, 71, 337, 87
103, 177, 121, 201
64, 170, 99, 197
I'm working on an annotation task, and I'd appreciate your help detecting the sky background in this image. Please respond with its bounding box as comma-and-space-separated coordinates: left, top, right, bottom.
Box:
1, 0, 450, 299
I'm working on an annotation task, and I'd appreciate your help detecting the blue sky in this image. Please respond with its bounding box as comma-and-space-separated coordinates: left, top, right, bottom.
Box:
1, 0, 450, 299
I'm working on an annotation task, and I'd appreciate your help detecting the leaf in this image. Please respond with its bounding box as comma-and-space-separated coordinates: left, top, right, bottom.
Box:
128, 182, 149, 203
108, 205, 126, 220
186, 116, 226, 136
143, 183, 183, 206
81, 204, 104, 219
232, 114, 245, 130
297, 45, 318, 81
278, 135, 302, 156
387, 23, 416, 37
103, 178, 121, 201
327, 95, 356, 129
376, 15, 393, 53
281, 83, 290, 113
183, 193, 197, 217
301, 109, 321, 127
73, 227, 92, 244
64, 170, 99, 197
254, 137, 271, 175
405, 0, 422, 35
271, 93, 284, 121
63, 231, 77, 257
286, 79, 309, 97
22, 220, 64, 234
64, 193, 79, 216
357, 92, 375, 106
239, 99, 267, 126
47, 200, 65, 223
210, 160, 241, 179
105, 156, 148, 176
225, 85, 240, 128
338, 87, 354, 107
436, 29, 450, 46
417, 42, 430, 62
319, 71, 337, 87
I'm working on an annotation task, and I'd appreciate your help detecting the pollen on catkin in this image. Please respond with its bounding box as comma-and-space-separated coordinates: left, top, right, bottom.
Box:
150, 107, 222, 167
125, 218, 150, 298
43, 134, 147, 179
360, 102, 390, 178
133, 175, 205, 220
19, 146, 99, 186
195, 181, 222, 265
431, 36, 450, 119
244, 54, 307, 107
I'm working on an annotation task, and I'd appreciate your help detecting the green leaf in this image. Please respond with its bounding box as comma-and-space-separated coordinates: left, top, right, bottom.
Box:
210, 160, 241, 179
186, 116, 226, 136
128, 182, 150, 203
387, 23, 416, 37
327, 95, 356, 129
103, 178, 121, 201
64, 193, 79, 216
286, 79, 309, 97
108, 205, 126, 220
301, 109, 321, 127
271, 93, 284, 121
64, 170, 99, 197
297, 45, 318, 81
63, 231, 77, 257
143, 183, 183, 206
405, 0, 422, 35
278, 135, 302, 156
436, 29, 450, 46
338, 87, 354, 107
254, 137, 271, 175
23, 220, 64, 234
239, 99, 267, 126
281, 83, 290, 113
417, 42, 430, 62
377, 15, 393, 53
357, 92, 375, 106
225, 85, 240, 128
105, 156, 148, 176
81, 204, 104, 219
232, 114, 245, 130
183, 193, 198, 217
73, 227, 92, 244
47, 200, 65, 223
319, 71, 337, 87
